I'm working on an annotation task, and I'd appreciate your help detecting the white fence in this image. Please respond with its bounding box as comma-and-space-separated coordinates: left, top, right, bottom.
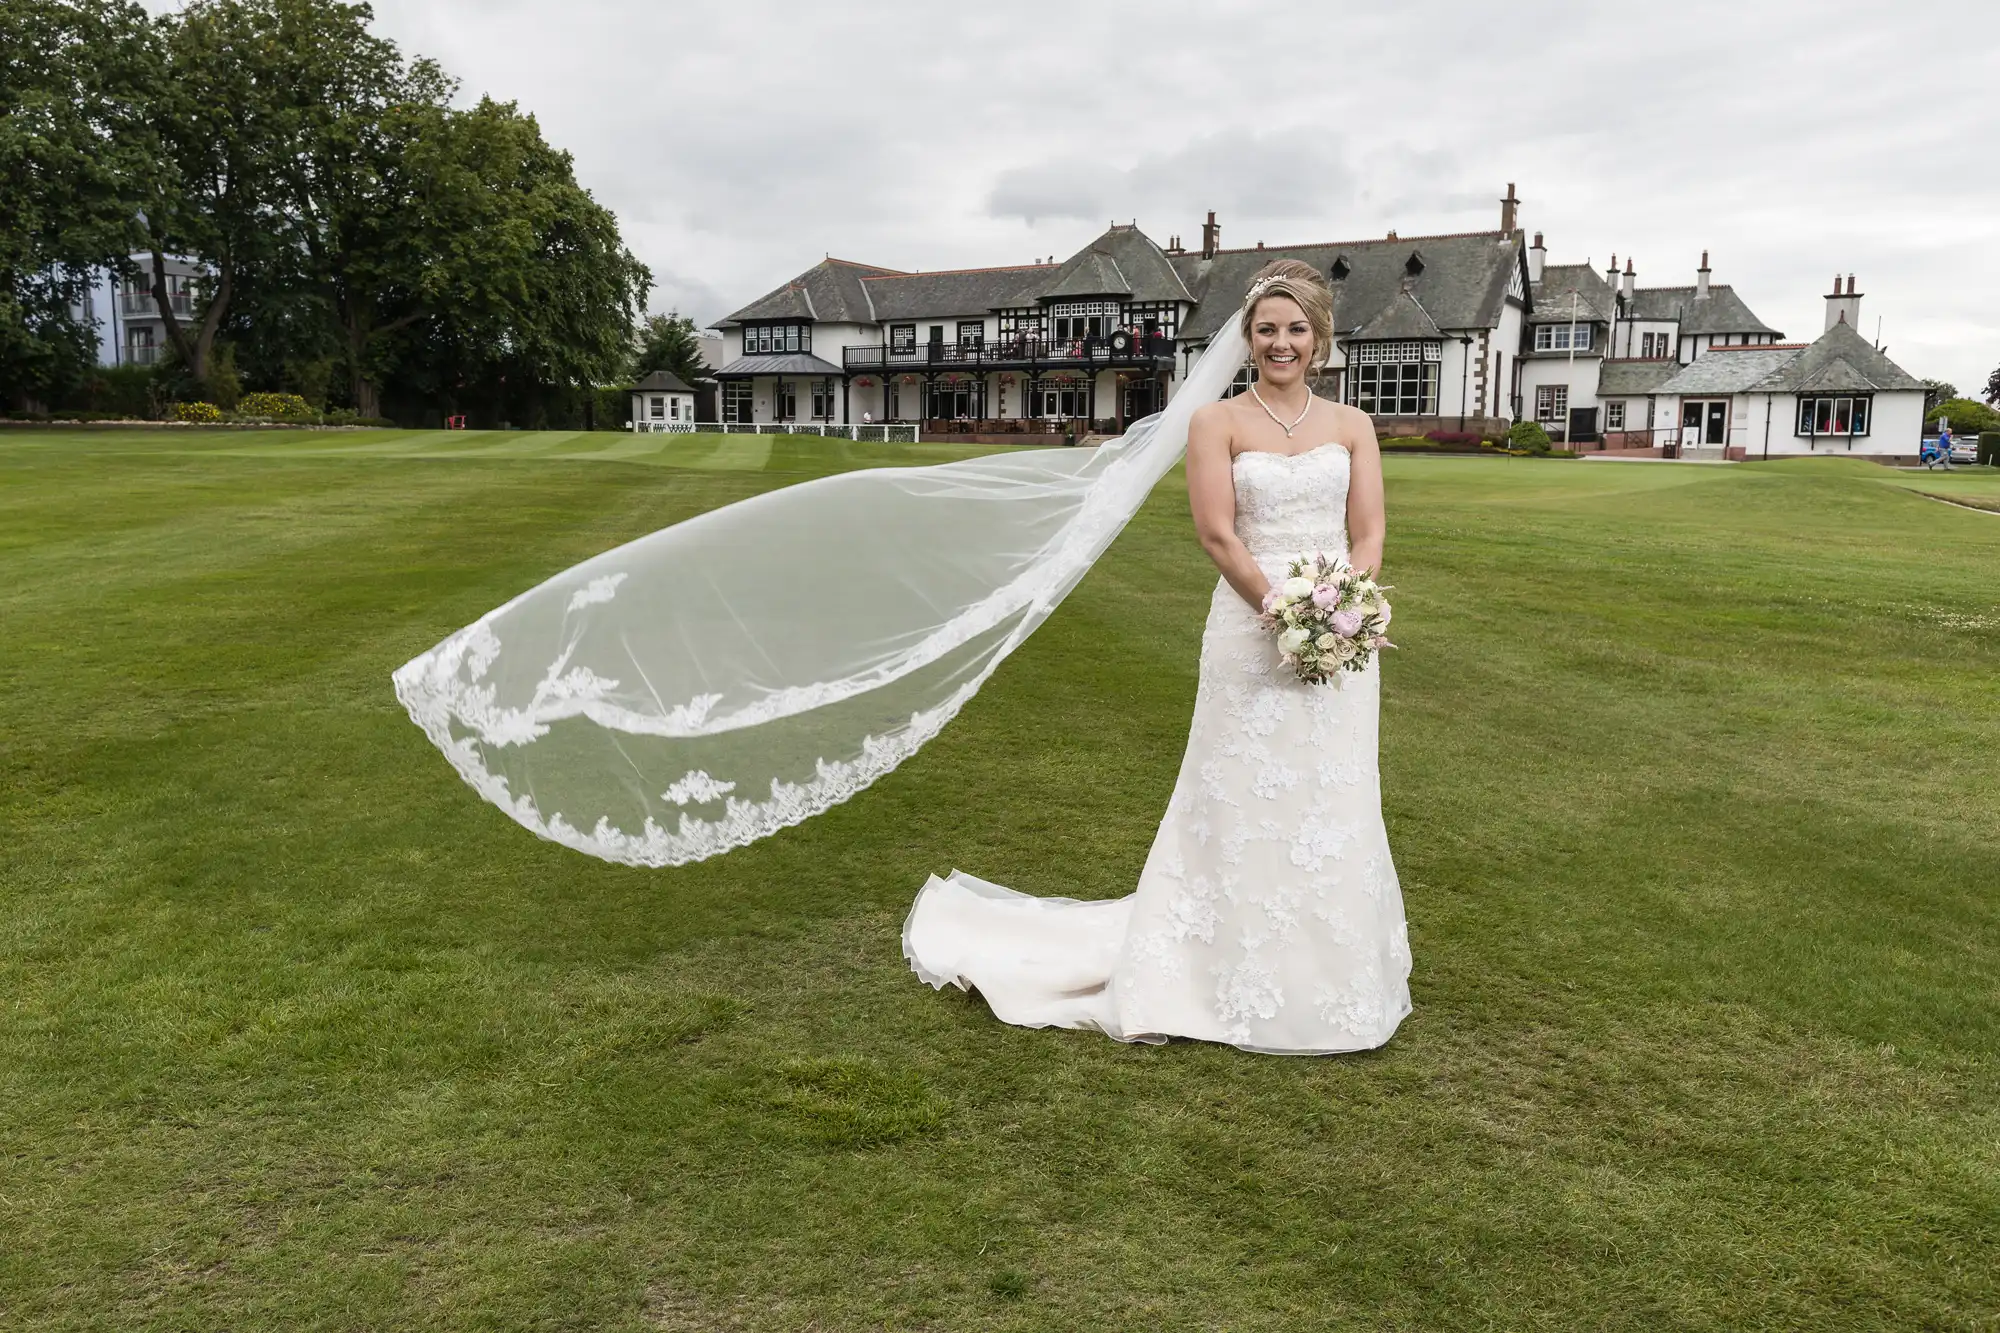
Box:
632, 420, 920, 442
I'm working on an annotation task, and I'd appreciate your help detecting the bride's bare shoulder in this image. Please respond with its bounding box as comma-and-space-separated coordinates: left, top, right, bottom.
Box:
1324, 398, 1379, 444
1190, 399, 1236, 443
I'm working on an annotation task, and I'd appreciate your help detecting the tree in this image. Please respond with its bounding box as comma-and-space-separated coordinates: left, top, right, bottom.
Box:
1921, 378, 1957, 415
630, 312, 706, 387
361, 96, 651, 421
0, 0, 155, 408
1985, 364, 1999, 407
126, 0, 306, 392
1927, 397, 2000, 436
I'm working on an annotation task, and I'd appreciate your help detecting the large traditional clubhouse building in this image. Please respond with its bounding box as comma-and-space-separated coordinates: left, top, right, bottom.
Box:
710, 185, 1926, 457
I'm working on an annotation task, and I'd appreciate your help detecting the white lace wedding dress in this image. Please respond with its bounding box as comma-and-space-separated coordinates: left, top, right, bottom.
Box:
903, 442, 1411, 1054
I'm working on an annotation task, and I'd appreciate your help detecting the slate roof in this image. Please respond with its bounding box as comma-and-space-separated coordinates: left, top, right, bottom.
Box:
1528, 264, 1618, 324
714, 352, 846, 377
721, 258, 901, 325
1654, 346, 1806, 396
1044, 248, 1131, 298
862, 264, 1052, 320
1349, 285, 1442, 339
1626, 284, 1780, 337
1043, 224, 1193, 303
1748, 318, 1924, 393
633, 370, 695, 393
1171, 230, 1524, 344
1596, 359, 1683, 396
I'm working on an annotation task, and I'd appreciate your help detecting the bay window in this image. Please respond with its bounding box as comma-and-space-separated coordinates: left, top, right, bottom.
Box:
1797, 395, 1869, 438
1350, 340, 1441, 416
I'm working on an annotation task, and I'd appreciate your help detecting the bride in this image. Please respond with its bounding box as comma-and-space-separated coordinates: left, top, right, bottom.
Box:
392, 259, 1409, 1056
902, 260, 1412, 1053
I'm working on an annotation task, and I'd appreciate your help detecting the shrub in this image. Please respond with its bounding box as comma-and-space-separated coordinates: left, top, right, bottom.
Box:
1928, 398, 2000, 436
324, 408, 398, 428
1380, 436, 1443, 451
1423, 429, 1484, 445
173, 401, 223, 423
1979, 431, 2000, 467
237, 391, 315, 422
1506, 420, 1553, 454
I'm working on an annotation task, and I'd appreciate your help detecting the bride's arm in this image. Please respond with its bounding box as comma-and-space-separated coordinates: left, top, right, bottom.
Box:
1343, 407, 1386, 575
1187, 403, 1270, 610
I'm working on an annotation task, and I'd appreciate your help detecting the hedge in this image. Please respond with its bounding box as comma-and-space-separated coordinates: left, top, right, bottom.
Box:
1979, 431, 2000, 467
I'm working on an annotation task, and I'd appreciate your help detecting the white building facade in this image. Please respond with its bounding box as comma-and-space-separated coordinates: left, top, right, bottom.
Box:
714, 192, 1537, 439
707, 187, 1927, 457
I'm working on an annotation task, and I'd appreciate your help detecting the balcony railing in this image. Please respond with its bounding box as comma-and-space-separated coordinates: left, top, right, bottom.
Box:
122, 292, 193, 317
843, 332, 1176, 373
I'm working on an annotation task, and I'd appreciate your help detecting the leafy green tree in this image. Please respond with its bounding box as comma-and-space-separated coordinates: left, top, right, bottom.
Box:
1985, 364, 1999, 407
0, 0, 155, 408
126, 0, 309, 392
1927, 398, 2000, 436
1921, 379, 1957, 415
630, 312, 706, 387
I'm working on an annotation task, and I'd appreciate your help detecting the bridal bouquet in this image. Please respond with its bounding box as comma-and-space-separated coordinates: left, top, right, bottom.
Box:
1258, 553, 1394, 685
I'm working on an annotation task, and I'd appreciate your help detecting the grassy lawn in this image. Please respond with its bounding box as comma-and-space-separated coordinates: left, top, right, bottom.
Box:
2, 429, 1996, 1331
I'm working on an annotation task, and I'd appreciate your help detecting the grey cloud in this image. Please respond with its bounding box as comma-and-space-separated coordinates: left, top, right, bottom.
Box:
988, 131, 1359, 231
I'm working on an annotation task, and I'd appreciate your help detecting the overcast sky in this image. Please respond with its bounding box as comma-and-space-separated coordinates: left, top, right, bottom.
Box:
171, 0, 2000, 393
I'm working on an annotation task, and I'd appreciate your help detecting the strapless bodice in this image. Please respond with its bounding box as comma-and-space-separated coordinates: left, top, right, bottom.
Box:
1231, 443, 1350, 564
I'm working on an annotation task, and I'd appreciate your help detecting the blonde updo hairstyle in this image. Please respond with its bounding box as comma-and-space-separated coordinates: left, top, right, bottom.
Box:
1238, 258, 1334, 370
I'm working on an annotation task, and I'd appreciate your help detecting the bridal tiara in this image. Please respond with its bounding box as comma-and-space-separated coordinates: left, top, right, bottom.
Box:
1245, 274, 1282, 301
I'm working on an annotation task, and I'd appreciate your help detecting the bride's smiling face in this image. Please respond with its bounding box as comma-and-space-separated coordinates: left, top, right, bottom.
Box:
1249, 295, 1313, 388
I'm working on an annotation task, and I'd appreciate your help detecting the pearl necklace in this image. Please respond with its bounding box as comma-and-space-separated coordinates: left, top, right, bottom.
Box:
1250, 383, 1313, 437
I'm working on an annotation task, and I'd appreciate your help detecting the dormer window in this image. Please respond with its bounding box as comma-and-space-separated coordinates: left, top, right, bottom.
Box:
1533, 323, 1592, 352
1329, 257, 1351, 281
1404, 251, 1425, 277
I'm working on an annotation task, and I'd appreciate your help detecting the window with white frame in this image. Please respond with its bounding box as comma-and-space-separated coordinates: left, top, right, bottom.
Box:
649, 396, 665, 419
1349, 340, 1440, 416
1535, 384, 1569, 423
890, 324, 916, 354
1124, 301, 1179, 339
1797, 395, 1870, 437
1604, 400, 1626, 431
811, 379, 836, 420
669, 397, 681, 420
1049, 300, 1118, 341
745, 322, 810, 355
956, 320, 984, 348
722, 381, 753, 422
1533, 324, 1592, 352
997, 308, 1043, 338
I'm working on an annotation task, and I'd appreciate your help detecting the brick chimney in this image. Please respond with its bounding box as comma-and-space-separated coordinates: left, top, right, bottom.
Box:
1500, 182, 1520, 234
1200, 211, 1220, 259
1824, 272, 1863, 332
1528, 231, 1546, 283
1621, 256, 1635, 301
1696, 250, 1711, 298
1607, 253, 1618, 287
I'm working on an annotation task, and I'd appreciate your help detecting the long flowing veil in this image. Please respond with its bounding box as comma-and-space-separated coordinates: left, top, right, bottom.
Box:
392, 321, 1250, 867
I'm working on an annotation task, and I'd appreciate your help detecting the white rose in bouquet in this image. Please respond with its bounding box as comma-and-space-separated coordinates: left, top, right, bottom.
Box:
1277, 626, 1310, 655
1282, 576, 1315, 600
1315, 632, 1337, 649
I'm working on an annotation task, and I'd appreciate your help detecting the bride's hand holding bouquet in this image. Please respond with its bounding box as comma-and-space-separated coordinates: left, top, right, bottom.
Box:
1258, 552, 1393, 685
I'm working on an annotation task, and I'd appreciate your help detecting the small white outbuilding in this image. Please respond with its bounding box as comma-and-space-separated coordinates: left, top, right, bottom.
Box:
1650, 279, 1926, 460
630, 370, 697, 432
